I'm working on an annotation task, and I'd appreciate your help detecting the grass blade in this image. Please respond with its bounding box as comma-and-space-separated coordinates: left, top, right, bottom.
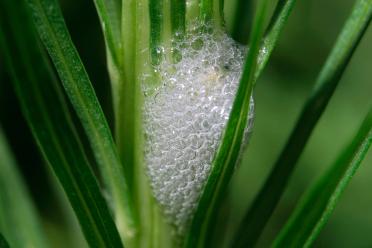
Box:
230, 0, 297, 82
234, 0, 372, 246
273, 107, 372, 247
0, 0, 123, 246
149, 0, 164, 65
184, 1, 270, 247
91, 0, 123, 115
91, 0, 122, 67
170, 0, 186, 38
200, 0, 224, 26
256, 0, 297, 81
26, 0, 136, 240
185, 0, 199, 24
120, 0, 178, 246
200, 0, 213, 22
230, 0, 254, 44
0, 128, 48, 248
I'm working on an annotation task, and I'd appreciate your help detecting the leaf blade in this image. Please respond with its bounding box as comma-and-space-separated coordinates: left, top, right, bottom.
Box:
149, 0, 164, 65
255, 0, 297, 81
90, 0, 122, 113
234, 0, 372, 246
184, 0, 270, 247
230, 0, 254, 44
0, 128, 48, 248
26, 0, 136, 239
91, 0, 122, 68
170, 0, 186, 38
0, 233, 10, 248
0, 0, 123, 246
273, 107, 372, 247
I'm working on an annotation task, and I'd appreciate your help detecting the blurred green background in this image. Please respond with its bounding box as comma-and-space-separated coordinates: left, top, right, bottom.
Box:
0, 0, 371, 247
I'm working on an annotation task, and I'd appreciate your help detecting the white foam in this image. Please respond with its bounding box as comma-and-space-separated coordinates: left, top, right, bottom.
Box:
142, 24, 254, 235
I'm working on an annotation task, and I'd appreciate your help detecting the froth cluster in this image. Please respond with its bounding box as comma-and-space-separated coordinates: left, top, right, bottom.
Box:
142, 25, 254, 235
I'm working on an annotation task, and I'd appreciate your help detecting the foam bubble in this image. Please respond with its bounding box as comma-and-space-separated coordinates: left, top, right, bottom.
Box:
142, 24, 254, 235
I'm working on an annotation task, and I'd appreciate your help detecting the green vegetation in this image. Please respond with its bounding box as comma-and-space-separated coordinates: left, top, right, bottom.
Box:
0, 0, 371, 247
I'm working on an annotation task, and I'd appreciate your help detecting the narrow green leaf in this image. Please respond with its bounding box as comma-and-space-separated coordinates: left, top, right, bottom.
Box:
0, 233, 9, 248
230, 0, 254, 44
200, 0, 224, 26
149, 0, 164, 65
256, 0, 297, 80
118, 0, 143, 191
26, 0, 136, 240
185, 0, 200, 25
0, 0, 123, 246
92, 0, 122, 68
274, 107, 372, 247
219, 0, 224, 24
234, 0, 372, 246
184, 1, 270, 247
0, 128, 48, 248
231, 0, 296, 47
91, 0, 123, 115
170, 0, 186, 39
200, 0, 214, 22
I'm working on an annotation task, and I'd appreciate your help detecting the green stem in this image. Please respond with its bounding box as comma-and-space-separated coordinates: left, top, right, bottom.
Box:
120, 0, 172, 247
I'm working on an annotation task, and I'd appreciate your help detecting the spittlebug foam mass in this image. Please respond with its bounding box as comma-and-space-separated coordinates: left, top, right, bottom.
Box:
142, 24, 254, 235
